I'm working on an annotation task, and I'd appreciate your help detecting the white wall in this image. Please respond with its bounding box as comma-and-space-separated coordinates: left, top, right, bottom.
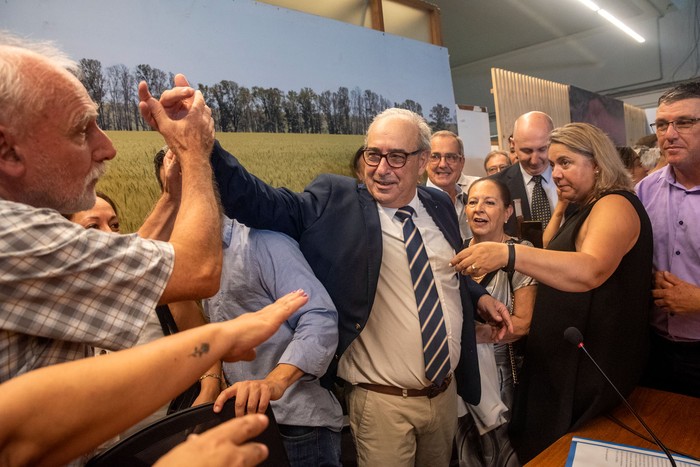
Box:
456, 106, 491, 177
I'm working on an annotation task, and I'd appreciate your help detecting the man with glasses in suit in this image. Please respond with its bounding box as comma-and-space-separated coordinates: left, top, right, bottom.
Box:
209, 108, 512, 466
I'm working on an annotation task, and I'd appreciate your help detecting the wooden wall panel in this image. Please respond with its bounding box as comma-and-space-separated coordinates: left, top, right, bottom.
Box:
624, 103, 650, 147
491, 68, 570, 151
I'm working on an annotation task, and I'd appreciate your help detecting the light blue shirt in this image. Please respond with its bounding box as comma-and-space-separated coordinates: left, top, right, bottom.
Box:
204, 217, 343, 430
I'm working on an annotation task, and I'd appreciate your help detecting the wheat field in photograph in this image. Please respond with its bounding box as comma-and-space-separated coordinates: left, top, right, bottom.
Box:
98, 132, 365, 232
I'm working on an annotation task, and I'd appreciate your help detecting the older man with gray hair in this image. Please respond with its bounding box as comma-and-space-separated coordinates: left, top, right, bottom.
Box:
0, 30, 221, 383
208, 107, 512, 466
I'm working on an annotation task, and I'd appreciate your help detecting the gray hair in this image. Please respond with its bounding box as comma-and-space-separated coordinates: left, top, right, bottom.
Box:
365, 108, 432, 151
483, 149, 511, 171
431, 130, 464, 155
0, 30, 79, 130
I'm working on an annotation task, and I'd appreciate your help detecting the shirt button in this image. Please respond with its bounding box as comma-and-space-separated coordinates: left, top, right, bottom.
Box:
679, 220, 684, 225
676, 251, 681, 255
355, 323, 362, 331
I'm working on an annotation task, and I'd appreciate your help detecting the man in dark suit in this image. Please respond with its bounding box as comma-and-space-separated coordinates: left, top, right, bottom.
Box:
493, 111, 558, 239
210, 108, 511, 466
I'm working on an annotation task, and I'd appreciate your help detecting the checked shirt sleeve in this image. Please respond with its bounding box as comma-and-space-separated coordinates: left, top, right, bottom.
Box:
1, 202, 174, 381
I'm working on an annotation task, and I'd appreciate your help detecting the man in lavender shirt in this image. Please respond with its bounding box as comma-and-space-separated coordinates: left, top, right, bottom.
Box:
636, 80, 700, 398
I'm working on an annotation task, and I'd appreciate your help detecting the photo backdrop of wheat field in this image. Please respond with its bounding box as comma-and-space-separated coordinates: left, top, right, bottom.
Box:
100, 132, 364, 233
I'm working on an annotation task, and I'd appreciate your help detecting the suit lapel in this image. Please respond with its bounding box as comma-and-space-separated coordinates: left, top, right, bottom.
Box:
358, 186, 382, 307
508, 165, 531, 219
418, 187, 461, 251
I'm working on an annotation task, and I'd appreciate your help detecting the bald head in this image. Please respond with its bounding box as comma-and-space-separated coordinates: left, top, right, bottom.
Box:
512, 111, 554, 176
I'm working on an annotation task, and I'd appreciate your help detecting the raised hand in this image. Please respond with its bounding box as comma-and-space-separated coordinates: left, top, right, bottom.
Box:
137, 73, 215, 161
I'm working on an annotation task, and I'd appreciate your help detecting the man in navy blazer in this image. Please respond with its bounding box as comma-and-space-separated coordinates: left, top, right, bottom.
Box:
210, 108, 511, 466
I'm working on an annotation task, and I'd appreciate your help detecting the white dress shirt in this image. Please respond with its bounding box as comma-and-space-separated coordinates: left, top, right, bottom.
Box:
338, 194, 463, 389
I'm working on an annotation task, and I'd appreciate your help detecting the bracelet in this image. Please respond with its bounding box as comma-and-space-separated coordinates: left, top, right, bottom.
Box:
502, 243, 515, 274
199, 373, 222, 383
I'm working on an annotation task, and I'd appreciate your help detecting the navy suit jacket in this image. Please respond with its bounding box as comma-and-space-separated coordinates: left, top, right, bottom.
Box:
210, 142, 484, 404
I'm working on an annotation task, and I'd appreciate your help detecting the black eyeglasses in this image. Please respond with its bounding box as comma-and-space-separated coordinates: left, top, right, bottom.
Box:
429, 153, 464, 165
486, 164, 509, 174
650, 118, 700, 134
362, 148, 423, 168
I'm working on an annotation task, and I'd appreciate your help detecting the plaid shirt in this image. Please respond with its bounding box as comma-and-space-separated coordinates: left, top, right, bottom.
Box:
0, 199, 174, 383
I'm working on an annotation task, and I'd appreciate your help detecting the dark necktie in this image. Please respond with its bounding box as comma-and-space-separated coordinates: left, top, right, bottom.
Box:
395, 206, 451, 385
531, 175, 551, 225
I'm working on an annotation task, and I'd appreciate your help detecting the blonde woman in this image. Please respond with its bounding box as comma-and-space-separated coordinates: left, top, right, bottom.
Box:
451, 123, 653, 462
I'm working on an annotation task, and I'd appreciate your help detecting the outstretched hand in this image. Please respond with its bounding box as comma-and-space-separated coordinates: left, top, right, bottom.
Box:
154, 414, 270, 467
214, 379, 285, 417
219, 290, 308, 363
451, 242, 508, 277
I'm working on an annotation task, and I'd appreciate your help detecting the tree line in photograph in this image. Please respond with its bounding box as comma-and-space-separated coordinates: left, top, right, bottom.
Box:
78, 58, 456, 135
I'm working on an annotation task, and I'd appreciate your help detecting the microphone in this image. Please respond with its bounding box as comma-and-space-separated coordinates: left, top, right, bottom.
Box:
563, 327, 677, 467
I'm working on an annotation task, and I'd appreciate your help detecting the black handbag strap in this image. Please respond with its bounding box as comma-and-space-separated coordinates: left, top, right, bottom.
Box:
155, 304, 180, 336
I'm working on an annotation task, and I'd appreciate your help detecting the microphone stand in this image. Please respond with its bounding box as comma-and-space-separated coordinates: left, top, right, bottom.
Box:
577, 344, 677, 466
565, 327, 677, 467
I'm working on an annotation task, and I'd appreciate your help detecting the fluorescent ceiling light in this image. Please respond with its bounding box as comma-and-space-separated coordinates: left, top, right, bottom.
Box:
575, 0, 646, 43
578, 0, 600, 11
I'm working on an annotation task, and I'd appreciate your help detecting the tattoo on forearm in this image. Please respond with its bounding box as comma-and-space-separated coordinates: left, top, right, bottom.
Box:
190, 343, 210, 358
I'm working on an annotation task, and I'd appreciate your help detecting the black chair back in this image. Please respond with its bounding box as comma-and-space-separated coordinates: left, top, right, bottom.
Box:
87, 399, 289, 467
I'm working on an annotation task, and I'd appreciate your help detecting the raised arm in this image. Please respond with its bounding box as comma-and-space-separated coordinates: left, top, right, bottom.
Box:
138, 74, 222, 303
452, 194, 640, 292
138, 149, 182, 241
208, 141, 338, 241
542, 196, 569, 248
0, 290, 308, 467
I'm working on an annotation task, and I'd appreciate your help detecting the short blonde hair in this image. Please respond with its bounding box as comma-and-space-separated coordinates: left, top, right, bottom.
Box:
549, 123, 633, 200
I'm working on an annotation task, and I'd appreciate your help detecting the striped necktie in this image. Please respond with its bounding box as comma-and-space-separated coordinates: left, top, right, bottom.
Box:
395, 206, 451, 385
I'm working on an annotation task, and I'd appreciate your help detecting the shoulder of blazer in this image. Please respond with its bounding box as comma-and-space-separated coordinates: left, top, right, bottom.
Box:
502, 163, 522, 181
417, 186, 461, 249
417, 185, 452, 210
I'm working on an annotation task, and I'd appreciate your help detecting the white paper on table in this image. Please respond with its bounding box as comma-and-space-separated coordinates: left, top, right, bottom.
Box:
566, 437, 700, 467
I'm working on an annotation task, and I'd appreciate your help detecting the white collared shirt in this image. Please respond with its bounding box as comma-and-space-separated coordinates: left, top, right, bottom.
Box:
337, 194, 463, 388
426, 173, 479, 240
519, 164, 558, 213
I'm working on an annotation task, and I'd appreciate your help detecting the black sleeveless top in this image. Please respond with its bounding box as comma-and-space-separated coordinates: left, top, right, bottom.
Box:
510, 190, 653, 462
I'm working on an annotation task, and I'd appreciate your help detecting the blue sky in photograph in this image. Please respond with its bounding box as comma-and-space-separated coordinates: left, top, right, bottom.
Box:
1, 0, 456, 114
